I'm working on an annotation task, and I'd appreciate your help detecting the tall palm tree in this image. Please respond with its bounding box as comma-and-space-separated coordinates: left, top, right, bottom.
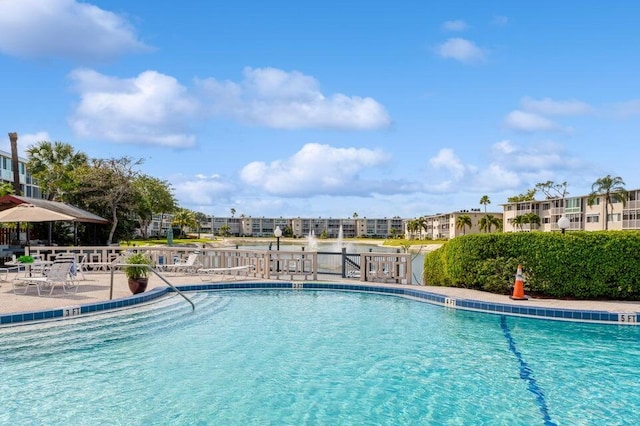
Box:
456, 214, 472, 235
479, 195, 491, 213
588, 175, 627, 230
479, 214, 500, 233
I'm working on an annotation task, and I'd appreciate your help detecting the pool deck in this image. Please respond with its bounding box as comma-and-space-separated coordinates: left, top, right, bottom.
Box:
1, 270, 639, 324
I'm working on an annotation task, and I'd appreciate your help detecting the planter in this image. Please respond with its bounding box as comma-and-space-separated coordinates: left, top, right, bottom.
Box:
128, 277, 148, 295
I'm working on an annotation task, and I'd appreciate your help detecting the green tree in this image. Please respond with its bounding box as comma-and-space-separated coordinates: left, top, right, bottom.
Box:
172, 209, 198, 237
73, 157, 142, 244
524, 212, 541, 230
479, 214, 500, 233
479, 195, 491, 213
588, 175, 627, 230
26, 141, 88, 201
510, 215, 525, 231
406, 219, 422, 239
353, 212, 358, 219
535, 181, 569, 199
0, 182, 15, 196
507, 189, 537, 203
132, 175, 177, 239
230, 208, 236, 218
455, 214, 472, 235
219, 224, 231, 237
194, 211, 208, 238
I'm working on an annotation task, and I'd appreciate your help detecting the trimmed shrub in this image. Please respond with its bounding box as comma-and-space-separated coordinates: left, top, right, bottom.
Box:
423, 231, 640, 300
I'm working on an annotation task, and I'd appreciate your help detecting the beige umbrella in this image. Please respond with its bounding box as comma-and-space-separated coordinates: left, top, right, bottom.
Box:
0, 204, 75, 250
0, 204, 75, 222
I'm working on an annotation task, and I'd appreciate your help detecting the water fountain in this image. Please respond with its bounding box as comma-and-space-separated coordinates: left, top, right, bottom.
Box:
307, 230, 318, 251
334, 224, 344, 252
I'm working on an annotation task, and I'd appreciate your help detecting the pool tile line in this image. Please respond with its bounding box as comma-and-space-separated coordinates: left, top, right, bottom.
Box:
1, 282, 639, 326
500, 315, 556, 426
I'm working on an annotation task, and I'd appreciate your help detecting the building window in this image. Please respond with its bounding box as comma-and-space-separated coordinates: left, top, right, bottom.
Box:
607, 213, 621, 222
586, 215, 599, 223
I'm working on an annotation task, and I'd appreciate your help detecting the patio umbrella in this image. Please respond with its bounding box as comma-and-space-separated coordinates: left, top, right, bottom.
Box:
0, 203, 75, 222
0, 204, 75, 250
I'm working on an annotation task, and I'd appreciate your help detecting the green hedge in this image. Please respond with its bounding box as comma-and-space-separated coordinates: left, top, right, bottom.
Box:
423, 231, 640, 300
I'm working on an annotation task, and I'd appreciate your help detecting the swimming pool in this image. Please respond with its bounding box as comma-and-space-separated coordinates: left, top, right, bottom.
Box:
1, 290, 639, 424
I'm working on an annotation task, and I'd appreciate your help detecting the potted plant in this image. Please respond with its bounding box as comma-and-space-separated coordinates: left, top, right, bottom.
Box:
124, 252, 153, 294
18, 255, 34, 264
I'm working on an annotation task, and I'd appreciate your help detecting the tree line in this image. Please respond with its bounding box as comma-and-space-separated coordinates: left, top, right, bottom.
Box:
3, 141, 200, 245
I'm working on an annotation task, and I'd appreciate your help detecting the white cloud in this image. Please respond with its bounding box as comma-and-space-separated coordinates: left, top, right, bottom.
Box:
426, 142, 584, 195
171, 174, 236, 205
520, 97, 593, 116
436, 38, 485, 64
428, 148, 466, 179
68, 69, 198, 147
492, 140, 517, 155
503, 110, 560, 132
239, 143, 393, 196
0, 0, 150, 61
197, 67, 391, 129
442, 20, 468, 31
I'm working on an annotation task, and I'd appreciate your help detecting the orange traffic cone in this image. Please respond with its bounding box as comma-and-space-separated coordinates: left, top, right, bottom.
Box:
510, 264, 528, 300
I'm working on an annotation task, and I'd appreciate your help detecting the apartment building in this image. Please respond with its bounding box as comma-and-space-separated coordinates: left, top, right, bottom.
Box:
502, 188, 640, 232
408, 209, 504, 240
0, 149, 41, 198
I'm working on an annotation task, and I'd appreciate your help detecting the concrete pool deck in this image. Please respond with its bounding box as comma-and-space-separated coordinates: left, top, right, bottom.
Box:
1, 270, 639, 324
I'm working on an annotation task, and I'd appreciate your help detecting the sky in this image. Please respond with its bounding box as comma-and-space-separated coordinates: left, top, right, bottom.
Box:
1, 0, 639, 219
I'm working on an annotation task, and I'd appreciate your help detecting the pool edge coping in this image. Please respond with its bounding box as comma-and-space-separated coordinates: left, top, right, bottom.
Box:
1, 282, 638, 326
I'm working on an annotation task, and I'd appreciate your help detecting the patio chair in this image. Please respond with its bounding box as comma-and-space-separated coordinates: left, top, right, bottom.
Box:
12, 260, 78, 296
165, 252, 203, 274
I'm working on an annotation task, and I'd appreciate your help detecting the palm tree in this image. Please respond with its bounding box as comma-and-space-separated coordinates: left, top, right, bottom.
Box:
406, 219, 422, 239
26, 141, 88, 201
230, 208, 236, 218
353, 212, 359, 219
524, 212, 541, 230
479, 195, 491, 213
479, 214, 500, 233
456, 214, 472, 235
588, 175, 627, 230
172, 209, 198, 238
510, 215, 525, 231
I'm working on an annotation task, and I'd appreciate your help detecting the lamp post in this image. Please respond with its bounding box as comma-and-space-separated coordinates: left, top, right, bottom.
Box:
557, 215, 570, 234
274, 226, 282, 272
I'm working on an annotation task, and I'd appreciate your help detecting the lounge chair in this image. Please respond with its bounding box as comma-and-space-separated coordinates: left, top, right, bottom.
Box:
165, 253, 203, 274
12, 260, 78, 296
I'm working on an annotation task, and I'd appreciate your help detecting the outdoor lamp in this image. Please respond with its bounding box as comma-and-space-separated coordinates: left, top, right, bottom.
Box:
557, 215, 570, 234
274, 226, 282, 272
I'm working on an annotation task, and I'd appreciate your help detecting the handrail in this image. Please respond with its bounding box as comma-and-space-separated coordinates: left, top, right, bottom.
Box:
110, 264, 195, 312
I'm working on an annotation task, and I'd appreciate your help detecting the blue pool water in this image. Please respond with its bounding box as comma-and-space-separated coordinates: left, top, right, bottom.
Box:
1, 290, 639, 425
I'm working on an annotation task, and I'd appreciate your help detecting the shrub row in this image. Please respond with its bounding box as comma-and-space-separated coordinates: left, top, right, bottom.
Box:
423, 231, 640, 300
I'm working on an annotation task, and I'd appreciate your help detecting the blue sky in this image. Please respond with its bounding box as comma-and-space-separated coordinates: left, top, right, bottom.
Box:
1, 0, 638, 218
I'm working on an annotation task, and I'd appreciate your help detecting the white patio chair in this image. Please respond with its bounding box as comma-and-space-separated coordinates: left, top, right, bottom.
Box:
12, 260, 78, 296
165, 252, 203, 274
